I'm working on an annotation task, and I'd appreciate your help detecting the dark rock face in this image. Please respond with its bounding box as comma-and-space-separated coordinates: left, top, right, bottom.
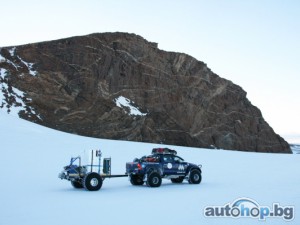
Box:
0, 32, 291, 153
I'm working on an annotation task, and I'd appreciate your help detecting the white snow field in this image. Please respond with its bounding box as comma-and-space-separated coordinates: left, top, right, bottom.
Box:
0, 111, 299, 225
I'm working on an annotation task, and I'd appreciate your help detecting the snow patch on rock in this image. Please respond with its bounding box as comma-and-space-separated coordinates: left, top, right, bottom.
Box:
0, 68, 7, 79
17, 56, 38, 76
0, 47, 37, 76
8, 47, 16, 56
0, 52, 5, 62
115, 96, 147, 116
0, 78, 41, 119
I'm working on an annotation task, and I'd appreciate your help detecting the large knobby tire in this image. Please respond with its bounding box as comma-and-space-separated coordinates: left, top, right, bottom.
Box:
130, 175, 144, 186
146, 172, 162, 188
171, 177, 184, 183
188, 170, 202, 184
71, 180, 83, 188
83, 172, 103, 191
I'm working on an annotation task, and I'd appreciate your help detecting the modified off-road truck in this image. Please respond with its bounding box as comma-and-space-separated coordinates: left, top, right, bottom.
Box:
126, 148, 202, 188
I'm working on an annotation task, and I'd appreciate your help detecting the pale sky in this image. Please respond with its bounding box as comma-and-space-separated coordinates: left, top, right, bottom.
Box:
1, 0, 299, 143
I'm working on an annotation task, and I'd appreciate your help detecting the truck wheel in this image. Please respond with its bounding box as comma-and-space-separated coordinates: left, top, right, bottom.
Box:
71, 180, 83, 188
146, 172, 162, 188
171, 177, 184, 183
188, 170, 201, 184
83, 172, 103, 191
130, 175, 144, 185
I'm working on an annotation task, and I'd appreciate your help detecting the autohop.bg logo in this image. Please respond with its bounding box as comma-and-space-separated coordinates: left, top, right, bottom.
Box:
204, 197, 294, 221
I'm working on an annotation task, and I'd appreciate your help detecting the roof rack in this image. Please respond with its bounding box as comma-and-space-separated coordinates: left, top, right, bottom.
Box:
152, 148, 177, 155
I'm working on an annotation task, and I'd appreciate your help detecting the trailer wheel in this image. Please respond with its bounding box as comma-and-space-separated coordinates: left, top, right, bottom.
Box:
146, 172, 162, 188
188, 170, 201, 184
130, 175, 144, 185
171, 177, 184, 183
71, 180, 83, 188
83, 172, 103, 191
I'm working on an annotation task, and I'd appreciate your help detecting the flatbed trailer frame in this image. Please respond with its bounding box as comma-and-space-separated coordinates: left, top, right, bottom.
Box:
58, 150, 128, 191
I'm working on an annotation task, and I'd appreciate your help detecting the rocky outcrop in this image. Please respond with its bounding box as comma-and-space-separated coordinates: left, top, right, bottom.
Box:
0, 32, 291, 153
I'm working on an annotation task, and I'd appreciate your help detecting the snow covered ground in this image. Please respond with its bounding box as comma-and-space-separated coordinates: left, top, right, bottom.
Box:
0, 111, 299, 225
291, 144, 300, 154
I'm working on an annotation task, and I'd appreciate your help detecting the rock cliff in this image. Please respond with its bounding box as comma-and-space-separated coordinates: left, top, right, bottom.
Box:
0, 32, 291, 153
